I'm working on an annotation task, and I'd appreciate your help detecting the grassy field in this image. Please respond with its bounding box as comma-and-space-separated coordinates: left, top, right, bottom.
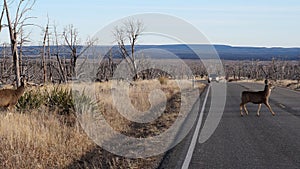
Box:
0, 79, 205, 168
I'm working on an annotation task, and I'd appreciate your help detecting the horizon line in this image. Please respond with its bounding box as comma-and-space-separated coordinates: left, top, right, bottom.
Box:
1, 43, 299, 49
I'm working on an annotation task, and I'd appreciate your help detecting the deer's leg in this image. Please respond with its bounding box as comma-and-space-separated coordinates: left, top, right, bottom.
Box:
7, 104, 16, 113
256, 104, 262, 117
243, 105, 249, 115
4, 105, 10, 112
7, 106, 12, 112
240, 103, 244, 117
265, 102, 275, 116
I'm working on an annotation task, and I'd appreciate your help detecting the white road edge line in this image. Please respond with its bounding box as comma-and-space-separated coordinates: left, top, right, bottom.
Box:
181, 85, 211, 169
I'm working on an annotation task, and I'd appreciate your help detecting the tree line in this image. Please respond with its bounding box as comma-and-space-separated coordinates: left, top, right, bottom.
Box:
1, 0, 300, 86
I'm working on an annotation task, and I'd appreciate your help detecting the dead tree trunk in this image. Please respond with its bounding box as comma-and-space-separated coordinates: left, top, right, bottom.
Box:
42, 24, 49, 83
47, 27, 52, 82
3, 0, 35, 86
4, 0, 20, 86
54, 25, 67, 83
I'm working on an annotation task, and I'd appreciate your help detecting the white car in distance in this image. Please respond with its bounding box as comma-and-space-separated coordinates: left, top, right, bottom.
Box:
208, 74, 220, 83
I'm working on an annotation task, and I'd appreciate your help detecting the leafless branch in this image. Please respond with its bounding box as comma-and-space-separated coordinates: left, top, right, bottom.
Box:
0, 5, 4, 32
113, 18, 144, 80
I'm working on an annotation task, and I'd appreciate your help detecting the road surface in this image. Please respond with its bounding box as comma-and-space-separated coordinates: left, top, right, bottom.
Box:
159, 82, 300, 169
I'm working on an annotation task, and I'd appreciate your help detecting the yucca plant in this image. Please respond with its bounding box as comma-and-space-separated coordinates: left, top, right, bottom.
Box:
45, 86, 74, 115
17, 89, 45, 111
17, 85, 100, 118
73, 89, 101, 115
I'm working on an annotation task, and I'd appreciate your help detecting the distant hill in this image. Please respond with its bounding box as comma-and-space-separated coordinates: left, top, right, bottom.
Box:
134, 44, 300, 60
213, 45, 300, 60
1, 44, 300, 60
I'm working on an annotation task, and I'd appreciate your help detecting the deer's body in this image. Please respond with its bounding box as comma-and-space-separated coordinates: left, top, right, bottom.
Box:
240, 83, 275, 117
0, 79, 26, 110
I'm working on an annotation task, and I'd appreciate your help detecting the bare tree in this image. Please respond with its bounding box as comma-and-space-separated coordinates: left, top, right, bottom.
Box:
113, 19, 144, 80
41, 20, 49, 83
19, 28, 30, 75
53, 23, 67, 83
63, 24, 94, 79
0, 3, 4, 32
0, 43, 10, 82
2, 0, 35, 86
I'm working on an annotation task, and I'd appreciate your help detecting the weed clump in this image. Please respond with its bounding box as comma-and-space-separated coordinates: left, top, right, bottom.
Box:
158, 76, 168, 85
17, 86, 97, 116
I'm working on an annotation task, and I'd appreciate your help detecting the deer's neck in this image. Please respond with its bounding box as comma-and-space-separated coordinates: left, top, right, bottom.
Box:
16, 85, 25, 97
264, 85, 271, 97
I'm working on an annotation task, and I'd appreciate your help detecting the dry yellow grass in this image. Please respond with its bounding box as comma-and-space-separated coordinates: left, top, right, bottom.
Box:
0, 111, 94, 168
0, 79, 205, 168
96, 79, 204, 137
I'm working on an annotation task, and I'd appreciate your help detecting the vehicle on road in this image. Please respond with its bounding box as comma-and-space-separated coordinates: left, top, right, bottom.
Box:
208, 74, 220, 83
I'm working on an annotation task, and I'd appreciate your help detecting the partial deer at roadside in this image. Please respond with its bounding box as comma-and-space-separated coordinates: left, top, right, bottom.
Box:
0, 78, 26, 111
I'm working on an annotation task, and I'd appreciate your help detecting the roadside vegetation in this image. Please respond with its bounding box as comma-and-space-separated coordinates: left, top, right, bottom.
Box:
1, 1, 299, 168
0, 79, 205, 168
229, 78, 300, 91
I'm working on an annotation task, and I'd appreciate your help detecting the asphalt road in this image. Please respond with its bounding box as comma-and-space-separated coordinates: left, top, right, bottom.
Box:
159, 82, 300, 169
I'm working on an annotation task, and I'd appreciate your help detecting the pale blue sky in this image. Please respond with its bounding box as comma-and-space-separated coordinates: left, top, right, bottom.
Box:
1, 0, 300, 47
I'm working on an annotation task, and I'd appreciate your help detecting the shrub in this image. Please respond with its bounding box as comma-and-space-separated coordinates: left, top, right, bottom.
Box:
73, 89, 100, 115
158, 76, 168, 85
17, 89, 45, 111
16, 85, 100, 127
45, 86, 74, 115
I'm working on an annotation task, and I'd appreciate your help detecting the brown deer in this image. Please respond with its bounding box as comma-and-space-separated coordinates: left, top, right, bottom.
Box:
240, 82, 275, 117
0, 78, 26, 111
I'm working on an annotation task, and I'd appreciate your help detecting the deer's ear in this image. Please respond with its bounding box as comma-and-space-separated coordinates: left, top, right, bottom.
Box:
264, 79, 269, 85
20, 75, 28, 82
20, 76, 27, 84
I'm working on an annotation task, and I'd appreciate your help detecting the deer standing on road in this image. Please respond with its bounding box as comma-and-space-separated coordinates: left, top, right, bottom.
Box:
240, 82, 275, 117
